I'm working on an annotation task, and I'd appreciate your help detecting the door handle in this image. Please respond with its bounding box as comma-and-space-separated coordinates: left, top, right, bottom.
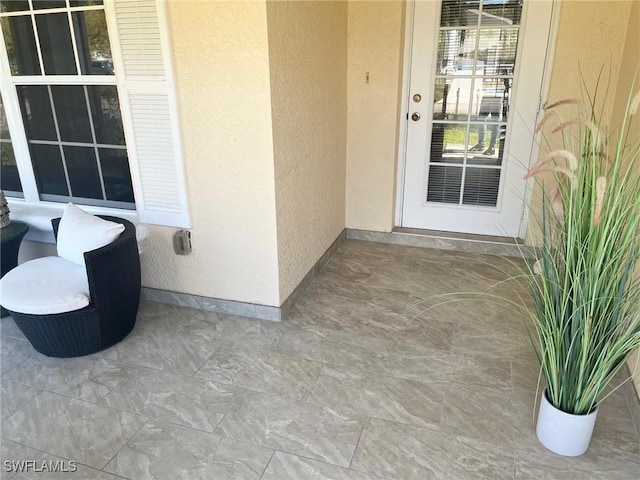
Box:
411, 112, 421, 121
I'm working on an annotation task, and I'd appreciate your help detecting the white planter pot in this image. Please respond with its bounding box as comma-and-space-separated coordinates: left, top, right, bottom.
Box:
536, 388, 598, 457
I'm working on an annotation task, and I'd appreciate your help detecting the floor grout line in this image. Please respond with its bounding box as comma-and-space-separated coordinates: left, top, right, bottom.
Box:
347, 416, 368, 471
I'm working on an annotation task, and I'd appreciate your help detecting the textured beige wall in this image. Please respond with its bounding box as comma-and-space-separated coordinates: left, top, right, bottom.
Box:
525, 0, 633, 245
266, 1, 348, 303
345, 1, 404, 232
139, 1, 280, 306
610, 0, 640, 396
543, 0, 632, 128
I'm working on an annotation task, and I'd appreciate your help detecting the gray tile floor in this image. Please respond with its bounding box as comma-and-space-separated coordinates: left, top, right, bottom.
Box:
1, 240, 639, 479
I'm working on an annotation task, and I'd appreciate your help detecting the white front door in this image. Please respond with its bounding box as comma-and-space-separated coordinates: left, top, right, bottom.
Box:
401, 0, 555, 237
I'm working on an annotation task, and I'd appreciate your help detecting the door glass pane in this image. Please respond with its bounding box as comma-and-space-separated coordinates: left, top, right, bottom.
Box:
467, 123, 506, 165
431, 123, 466, 164
1, 16, 40, 75
476, 27, 518, 76
73, 10, 114, 75
63, 145, 103, 199
99, 148, 133, 202
0, 0, 29, 12
426, 165, 462, 204
88, 86, 125, 145
482, 0, 523, 26
462, 167, 500, 206
474, 77, 512, 121
17, 85, 57, 141
436, 29, 478, 76
51, 85, 92, 143
36, 13, 76, 74
440, 0, 480, 27
31, 143, 69, 195
433, 76, 475, 120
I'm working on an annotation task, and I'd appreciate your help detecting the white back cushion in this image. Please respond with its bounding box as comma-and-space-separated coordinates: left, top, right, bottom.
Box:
56, 204, 125, 267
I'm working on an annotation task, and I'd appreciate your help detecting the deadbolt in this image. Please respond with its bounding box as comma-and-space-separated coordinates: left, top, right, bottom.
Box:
413, 93, 422, 103
411, 112, 421, 121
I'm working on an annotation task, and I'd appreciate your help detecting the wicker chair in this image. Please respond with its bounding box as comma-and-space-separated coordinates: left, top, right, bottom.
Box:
7, 216, 140, 357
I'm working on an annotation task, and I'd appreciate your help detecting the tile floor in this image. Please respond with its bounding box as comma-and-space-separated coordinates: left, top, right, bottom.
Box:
1, 240, 639, 479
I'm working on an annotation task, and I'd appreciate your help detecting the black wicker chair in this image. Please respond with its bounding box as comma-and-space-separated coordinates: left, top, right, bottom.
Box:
7, 216, 141, 358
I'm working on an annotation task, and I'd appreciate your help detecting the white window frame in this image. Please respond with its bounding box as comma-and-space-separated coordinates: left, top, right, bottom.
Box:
0, 0, 190, 233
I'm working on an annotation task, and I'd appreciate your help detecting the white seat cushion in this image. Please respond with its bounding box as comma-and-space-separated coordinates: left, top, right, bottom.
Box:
0, 257, 90, 315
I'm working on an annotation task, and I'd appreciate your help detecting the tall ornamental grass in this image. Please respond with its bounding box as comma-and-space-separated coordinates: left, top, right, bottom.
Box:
524, 81, 640, 415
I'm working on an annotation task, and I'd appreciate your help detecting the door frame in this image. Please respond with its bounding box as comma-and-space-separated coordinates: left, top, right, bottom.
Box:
394, 0, 563, 239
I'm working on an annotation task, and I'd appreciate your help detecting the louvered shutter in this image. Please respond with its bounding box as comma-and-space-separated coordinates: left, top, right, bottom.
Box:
106, 0, 190, 228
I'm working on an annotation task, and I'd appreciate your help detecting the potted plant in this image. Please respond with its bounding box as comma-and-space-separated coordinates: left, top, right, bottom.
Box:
522, 80, 640, 456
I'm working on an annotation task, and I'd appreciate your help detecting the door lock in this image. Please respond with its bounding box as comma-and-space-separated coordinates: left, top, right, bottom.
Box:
411, 112, 421, 121
413, 93, 422, 103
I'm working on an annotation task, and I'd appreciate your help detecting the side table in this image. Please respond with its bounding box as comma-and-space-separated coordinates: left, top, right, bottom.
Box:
1, 221, 29, 317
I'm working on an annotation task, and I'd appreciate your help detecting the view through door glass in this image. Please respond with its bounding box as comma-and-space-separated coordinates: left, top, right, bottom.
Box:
427, 0, 522, 207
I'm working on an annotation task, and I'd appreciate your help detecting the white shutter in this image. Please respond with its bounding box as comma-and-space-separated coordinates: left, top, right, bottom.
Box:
107, 0, 190, 228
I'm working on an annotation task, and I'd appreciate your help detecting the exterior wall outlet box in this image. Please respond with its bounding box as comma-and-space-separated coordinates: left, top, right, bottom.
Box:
173, 230, 191, 255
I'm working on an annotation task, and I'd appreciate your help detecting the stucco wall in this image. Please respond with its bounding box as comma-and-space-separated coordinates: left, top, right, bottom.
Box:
266, 1, 348, 303
345, 1, 404, 232
143, 0, 281, 306
609, 0, 640, 396
543, 0, 631, 131
524, 0, 633, 245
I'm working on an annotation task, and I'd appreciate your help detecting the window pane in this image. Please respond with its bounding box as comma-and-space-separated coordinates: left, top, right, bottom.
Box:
0, 95, 10, 140
1, 16, 40, 75
0, 94, 20, 191
462, 167, 500, 206
51, 85, 92, 143
430, 123, 467, 164
63, 145, 103, 199
32, 1, 66, 10
18, 85, 57, 141
467, 123, 506, 165
70, 0, 104, 6
88, 86, 125, 145
0, 1, 29, 12
433, 77, 474, 120
36, 13, 76, 75
427, 165, 462, 204
99, 148, 133, 202
73, 10, 113, 75
31, 143, 69, 196
436, 29, 477, 76
475, 77, 511, 119
482, 0, 522, 26
440, 0, 480, 27
1, 143, 23, 192
476, 28, 518, 76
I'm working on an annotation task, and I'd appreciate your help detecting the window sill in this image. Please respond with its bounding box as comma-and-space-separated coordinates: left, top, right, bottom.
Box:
7, 199, 141, 244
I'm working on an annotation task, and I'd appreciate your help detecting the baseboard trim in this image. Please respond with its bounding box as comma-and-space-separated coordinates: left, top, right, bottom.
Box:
346, 228, 534, 258
625, 364, 640, 438
141, 287, 283, 321
279, 229, 346, 316
142, 229, 346, 322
